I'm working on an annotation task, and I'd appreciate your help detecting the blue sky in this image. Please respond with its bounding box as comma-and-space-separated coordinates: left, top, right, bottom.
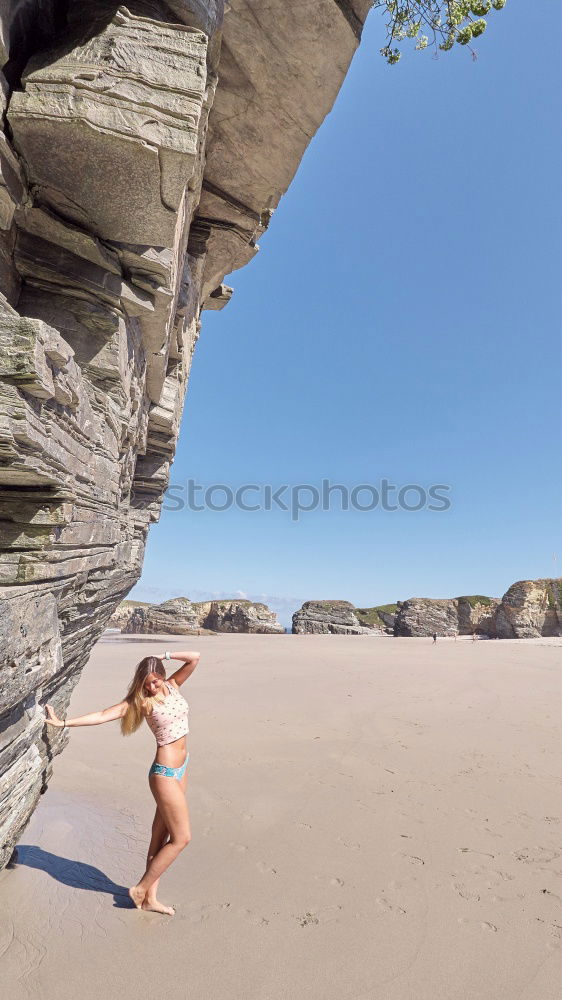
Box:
129, 1, 562, 629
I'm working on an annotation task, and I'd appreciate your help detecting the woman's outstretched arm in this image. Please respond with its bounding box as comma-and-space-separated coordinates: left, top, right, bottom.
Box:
160, 649, 200, 687
44, 700, 128, 729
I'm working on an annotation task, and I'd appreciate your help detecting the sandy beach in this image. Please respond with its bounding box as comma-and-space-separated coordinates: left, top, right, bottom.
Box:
2, 633, 562, 999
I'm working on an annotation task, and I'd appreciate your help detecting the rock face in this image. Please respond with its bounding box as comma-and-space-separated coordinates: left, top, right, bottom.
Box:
201, 600, 285, 634
120, 597, 284, 633
123, 597, 205, 634
292, 600, 381, 635
394, 596, 499, 637
456, 596, 499, 637
393, 586, 562, 638
494, 579, 562, 639
294, 580, 562, 641
0, 1, 371, 869
354, 604, 398, 634
107, 600, 152, 629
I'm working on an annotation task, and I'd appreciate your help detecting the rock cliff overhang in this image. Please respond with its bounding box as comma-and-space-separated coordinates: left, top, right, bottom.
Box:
0, 0, 372, 870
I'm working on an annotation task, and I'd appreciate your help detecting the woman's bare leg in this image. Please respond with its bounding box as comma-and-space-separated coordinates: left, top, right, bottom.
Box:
142, 808, 173, 914
129, 772, 191, 912
143, 766, 188, 913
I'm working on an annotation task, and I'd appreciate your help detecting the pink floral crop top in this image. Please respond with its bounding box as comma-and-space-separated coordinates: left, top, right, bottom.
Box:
145, 680, 189, 746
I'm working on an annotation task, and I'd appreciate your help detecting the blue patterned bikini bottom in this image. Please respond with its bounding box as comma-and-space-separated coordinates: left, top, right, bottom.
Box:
148, 753, 189, 781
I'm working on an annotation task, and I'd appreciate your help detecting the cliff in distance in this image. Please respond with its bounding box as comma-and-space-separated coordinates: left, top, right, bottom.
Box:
292, 579, 562, 639
0, 0, 371, 871
293, 600, 389, 635
112, 596, 284, 633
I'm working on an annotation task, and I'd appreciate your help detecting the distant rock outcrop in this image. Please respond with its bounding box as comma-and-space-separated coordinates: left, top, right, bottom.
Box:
293, 582, 562, 639
119, 597, 284, 634
394, 595, 499, 637
202, 600, 285, 634
354, 604, 398, 634
107, 600, 152, 630
494, 579, 562, 639
292, 600, 382, 635
123, 598, 208, 635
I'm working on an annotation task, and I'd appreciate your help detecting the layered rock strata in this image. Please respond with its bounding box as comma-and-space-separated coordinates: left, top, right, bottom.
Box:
354, 604, 398, 633
0, 0, 371, 869
494, 579, 562, 639
119, 596, 284, 633
292, 600, 381, 635
107, 599, 152, 629
393, 596, 499, 637
200, 600, 285, 634
293, 582, 562, 639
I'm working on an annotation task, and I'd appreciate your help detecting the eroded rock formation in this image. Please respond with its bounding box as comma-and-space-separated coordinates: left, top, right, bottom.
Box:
107, 599, 152, 629
494, 579, 562, 639
0, 0, 371, 870
293, 582, 562, 639
292, 599, 380, 635
393, 595, 499, 637
354, 604, 397, 633
118, 596, 284, 633
201, 600, 284, 634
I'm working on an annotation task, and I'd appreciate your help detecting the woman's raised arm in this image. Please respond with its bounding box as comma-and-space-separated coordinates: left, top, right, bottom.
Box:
44, 700, 129, 729
160, 649, 200, 687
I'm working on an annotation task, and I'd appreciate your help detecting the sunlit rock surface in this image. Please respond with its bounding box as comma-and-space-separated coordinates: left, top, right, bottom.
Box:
292, 600, 379, 635
0, 0, 370, 869
293, 582, 562, 640
117, 596, 284, 633
494, 579, 562, 639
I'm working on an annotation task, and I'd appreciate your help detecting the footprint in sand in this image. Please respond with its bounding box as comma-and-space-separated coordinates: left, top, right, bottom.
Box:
540, 888, 562, 902
337, 837, 361, 851
533, 915, 562, 944
537, 921, 562, 948
256, 860, 278, 875
376, 896, 406, 915
314, 874, 344, 887
229, 842, 249, 852
453, 882, 481, 902
457, 917, 497, 932
493, 870, 515, 881
237, 907, 270, 926
400, 853, 425, 866
297, 905, 343, 927
190, 902, 231, 922
514, 847, 560, 865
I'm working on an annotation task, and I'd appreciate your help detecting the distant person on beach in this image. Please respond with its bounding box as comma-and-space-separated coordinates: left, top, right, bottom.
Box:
45, 648, 200, 916
432, 633, 437, 643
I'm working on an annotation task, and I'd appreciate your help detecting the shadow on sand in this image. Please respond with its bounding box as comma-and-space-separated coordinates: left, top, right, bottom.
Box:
10, 845, 135, 908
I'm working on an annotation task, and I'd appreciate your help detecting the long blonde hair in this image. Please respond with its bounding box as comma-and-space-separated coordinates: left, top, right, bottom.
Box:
120, 655, 166, 736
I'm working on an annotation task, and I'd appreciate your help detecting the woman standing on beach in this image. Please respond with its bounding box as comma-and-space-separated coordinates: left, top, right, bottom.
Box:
44, 649, 200, 916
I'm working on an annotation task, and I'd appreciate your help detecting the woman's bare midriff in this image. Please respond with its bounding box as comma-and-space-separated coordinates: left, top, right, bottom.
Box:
154, 735, 188, 769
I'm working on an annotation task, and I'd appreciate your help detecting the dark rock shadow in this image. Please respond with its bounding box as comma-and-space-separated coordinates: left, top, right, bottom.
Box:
10, 845, 135, 908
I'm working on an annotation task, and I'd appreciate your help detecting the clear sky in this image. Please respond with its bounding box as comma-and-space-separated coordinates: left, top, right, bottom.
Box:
128, 1, 562, 629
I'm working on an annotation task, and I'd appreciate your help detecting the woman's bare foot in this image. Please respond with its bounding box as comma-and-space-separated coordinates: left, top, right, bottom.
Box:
142, 897, 175, 916
128, 885, 146, 909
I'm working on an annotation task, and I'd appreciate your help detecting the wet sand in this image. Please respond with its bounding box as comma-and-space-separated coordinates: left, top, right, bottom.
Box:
2, 633, 562, 1000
